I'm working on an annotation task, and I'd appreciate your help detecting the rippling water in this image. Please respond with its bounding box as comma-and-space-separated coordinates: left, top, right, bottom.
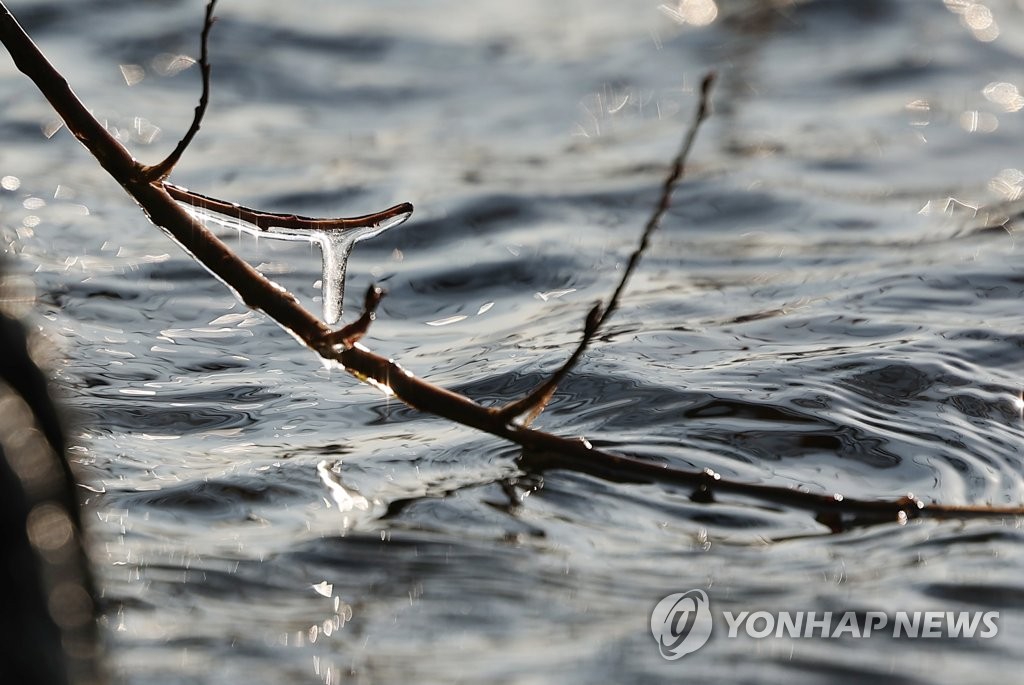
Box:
4, 0, 1024, 682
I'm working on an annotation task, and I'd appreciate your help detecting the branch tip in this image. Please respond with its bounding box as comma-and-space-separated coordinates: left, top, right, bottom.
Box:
142, 0, 218, 182
363, 283, 386, 317
700, 70, 716, 98
316, 283, 386, 352
495, 69, 717, 424
584, 302, 603, 334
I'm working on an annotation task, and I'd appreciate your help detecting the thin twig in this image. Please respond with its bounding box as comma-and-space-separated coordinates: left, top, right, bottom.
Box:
2, 5, 1021, 532
151, 1, 413, 235
497, 72, 716, 425
316, 285, 385, 350
165, 182, 414, 233
142, 0, 217, 181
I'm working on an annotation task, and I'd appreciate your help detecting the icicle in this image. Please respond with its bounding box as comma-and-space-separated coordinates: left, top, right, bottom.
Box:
315, 232, 352, 325
176, 199, 411, 323
311, 209, 410, 324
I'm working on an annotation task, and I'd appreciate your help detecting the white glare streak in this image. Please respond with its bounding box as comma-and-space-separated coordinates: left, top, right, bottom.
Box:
941, 196, 979, 216
208, 312, 250, 326
316, 461, 371, 514
425, 315, 467, 327
365, 376, 396, 396
41, 119, 64, 138
989, 168, 1024, 200
535, 288, 576, 302
118, 64, 145, 86
152, 53, 196, 76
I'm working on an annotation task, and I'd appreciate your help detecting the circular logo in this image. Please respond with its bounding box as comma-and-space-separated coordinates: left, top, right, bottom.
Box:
650, 589, 713, 660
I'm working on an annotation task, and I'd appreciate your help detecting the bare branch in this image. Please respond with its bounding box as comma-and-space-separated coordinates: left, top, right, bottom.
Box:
497, 72, 717, 424
2, 6, 1020, 532
142, 0, 218, 181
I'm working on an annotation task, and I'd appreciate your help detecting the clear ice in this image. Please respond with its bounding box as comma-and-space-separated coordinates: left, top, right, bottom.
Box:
178, 202, 411, 324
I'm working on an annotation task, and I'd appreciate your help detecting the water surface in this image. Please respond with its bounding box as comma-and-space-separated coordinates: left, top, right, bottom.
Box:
3, 1, 1024, 683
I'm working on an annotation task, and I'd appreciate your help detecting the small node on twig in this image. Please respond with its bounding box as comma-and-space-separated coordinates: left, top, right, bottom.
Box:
316, 284, 385, 352
495, 71, 717, 426
142, 0, 218, 182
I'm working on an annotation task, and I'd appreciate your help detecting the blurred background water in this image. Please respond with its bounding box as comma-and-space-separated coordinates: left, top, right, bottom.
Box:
3, 0, 1024, 682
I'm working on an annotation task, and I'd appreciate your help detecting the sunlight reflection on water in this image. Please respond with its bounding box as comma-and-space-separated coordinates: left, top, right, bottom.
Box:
4, 0, 1024, 683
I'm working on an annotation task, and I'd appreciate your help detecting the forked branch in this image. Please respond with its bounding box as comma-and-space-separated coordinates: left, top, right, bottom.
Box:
1, 2, 1021, 533
316, 285, 385, 350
